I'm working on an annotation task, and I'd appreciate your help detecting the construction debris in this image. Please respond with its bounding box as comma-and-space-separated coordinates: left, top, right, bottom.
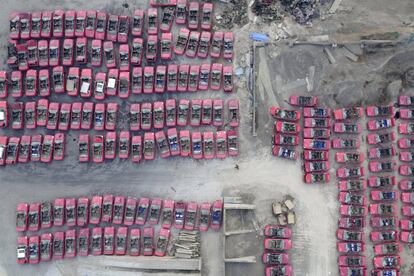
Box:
171, 231, 200, 259
272, 195, 296, 225
216, 0, 249, 29
328, 0, 343, 14
324, 47, 336, 64
251, 1, 283, 22
281, 0, 318, 25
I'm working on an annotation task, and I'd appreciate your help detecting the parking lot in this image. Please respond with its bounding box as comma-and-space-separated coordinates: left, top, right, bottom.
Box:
1, 0, 414, 276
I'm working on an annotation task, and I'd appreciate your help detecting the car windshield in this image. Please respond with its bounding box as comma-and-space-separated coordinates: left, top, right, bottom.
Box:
191, 105, 201, 120
48, 110, 57, 123
49, 47, 58, 59
347, 257, 362, 266
53, 239, 63, 254
144, 141, 154, 155
32, 19, 40, 31
116, 236, 125, 249
132, 144, 141, 157
132, 75, 142, 88
203, 106, 211, 118
214, 107, 222, 121
378, 106, 392, 115
199, 40, 208, 53
91, 205, 100, 218
77, 205, 86, 218
41, 204, 51, 224
384, 257, 397, 267
96, 18, 104, 31
120, 139, 128, 152
11, 79, 20, 91
53, 73, 63, 87
76, 18, 84, 31
31, 143, 40, 157
95, 112, 103, 125
105, 139, 114, 153
105, 48, 114, 60
175, 209, 184, 222
65, 18, 74, 30
343, 140, 355, 147
176, 35, 188, 49
125, 205, 134, 219
346, 243, 360, 252
113, 204, 123, 218
345, 124, 358, 132
181, 138, 190, 152
29, 243, 38, 259
177, 6, 186, 18
162, 209, 172, 223
143, 236, 152, 248
104, 235, 113, 250
66, 206, 75, 221
162, 8, 174, 24
107, 111, 115, 123
19, 143, 29, 157
78, 236, 88, 251
156, 73, 165, 87
148, 15, 156, 28
150, 205, 160, 219
65, 237, 75, 253
129, 236, 139, 250
133, 16, 142, 29
42, 18, 50, 30
157, 236, 167, 253
132, 44, 142, 57
53, 206, 63, 220
40, 239, 50, 256
161, 41, 170, 53
118, 20, 127, 33
92, 236, 101, 249
16, 211, 26, 227
380, 204, 393, 215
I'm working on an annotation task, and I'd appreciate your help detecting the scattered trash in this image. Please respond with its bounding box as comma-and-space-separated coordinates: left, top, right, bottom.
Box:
306, 66, 316, 92
281, 0, 318, 25
216, 0, 248, 29
404, 68, 414, 88
235, 67, 245, 78
249, 32, 270, 43
328, 0, 343, 14
171, 230, 200, 259
272, 195, 296, 225
340, 46, 359, 62
251, 0, 283, 22
324, 47, 336, 64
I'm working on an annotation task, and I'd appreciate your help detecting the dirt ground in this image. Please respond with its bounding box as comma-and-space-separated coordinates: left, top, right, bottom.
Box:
1, 0, 414, 276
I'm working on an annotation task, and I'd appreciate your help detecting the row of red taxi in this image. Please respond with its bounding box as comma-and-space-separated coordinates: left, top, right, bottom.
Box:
0, 98, 239, 130
17, 226, 170, 264
10, 3, 215, 43
332, 106, 366, 276
262, 225, 293, 276
396, 96, 414, 249
9, 29, 233, 71
0, 64, 233, 99
80, 129, 238, 162
0, 133, 65, 165
364, 104, 401, 276
16, 197, 223, 232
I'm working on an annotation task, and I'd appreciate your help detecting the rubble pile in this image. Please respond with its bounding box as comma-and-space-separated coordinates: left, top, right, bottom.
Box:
170, 230, 201, 259
216, 0, 249, 29
251, 1, 283, 22
280, 0, 318, 25
272, 195, 296, 225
